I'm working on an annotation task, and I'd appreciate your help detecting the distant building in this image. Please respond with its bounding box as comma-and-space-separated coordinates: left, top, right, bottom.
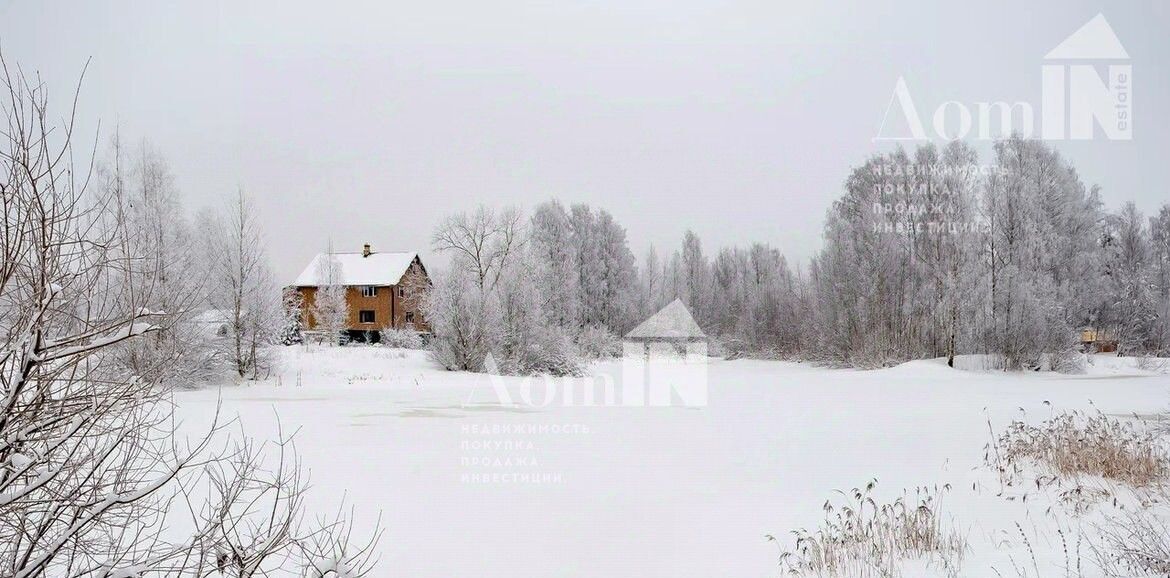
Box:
292, 243, 431, 341
623, 299, 707, 358
621, 298, 709, 407
1079, 327, 1118, 353
192, 309, 234, 339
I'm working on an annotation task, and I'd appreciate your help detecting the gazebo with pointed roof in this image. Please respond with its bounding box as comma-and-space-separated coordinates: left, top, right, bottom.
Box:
623, 299, 708, 362
624, 299, 706, 343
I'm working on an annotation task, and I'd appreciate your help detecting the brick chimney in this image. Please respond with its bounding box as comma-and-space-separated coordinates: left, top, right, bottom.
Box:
362, 243, 372, 257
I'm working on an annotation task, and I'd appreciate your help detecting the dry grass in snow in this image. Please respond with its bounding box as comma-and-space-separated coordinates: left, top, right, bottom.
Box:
772, 480, 966, 577
986, 409, 1169, 488
983, 409, 1170, 577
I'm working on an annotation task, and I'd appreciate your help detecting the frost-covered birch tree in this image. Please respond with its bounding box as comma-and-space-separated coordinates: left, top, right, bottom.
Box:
567, 204, 637, 335
981, 137, 1101, 368
679, 230, 712, 329
311, 240, 349, 345
530, 200, 581, 331
592, 209, 638, 332
427, 207, 521, 371
638, 244, 665, 318
1100, 202, 1157, 353
797, 137, 1142, 368
202, 189, 278, 378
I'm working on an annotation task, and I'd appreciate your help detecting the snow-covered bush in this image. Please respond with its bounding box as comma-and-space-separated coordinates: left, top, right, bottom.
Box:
576, 325, 622, 359
202, 437, 382, 577
1136, 355, 1170, 373
1050, 350, 1087, 374
707, 337, 753, 360
1095, 495, 1170, 576
496, 248, 581, 376
381, 326, 424, 349
425, 267, 498, 372
498, 325, 580, 376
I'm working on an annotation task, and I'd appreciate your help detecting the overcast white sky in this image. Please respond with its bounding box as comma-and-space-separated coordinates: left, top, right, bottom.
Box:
2, 0, 1167, 282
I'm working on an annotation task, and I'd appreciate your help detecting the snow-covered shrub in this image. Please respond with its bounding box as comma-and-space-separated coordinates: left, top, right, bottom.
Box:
1095, 495, 1170, 576
495, 250, 581, 376
1050, 350, 1087, 374
948, 354, 1006, 372
773, 480, 966, 577
498, 325, 580, 377
113, 310, 225, 387
1136, 355, 1170, 373
988, 410, 1168, 487
707, 337, 751, 360
576, 325, 622, 359
381, 326, 424, 349
425, 268, 498, 372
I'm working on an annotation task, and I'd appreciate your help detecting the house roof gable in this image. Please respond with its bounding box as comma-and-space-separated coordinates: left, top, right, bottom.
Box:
293, 251, 420, 287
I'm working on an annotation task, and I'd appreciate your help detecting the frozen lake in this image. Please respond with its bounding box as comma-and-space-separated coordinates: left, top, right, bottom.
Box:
177, 347, 1170, 577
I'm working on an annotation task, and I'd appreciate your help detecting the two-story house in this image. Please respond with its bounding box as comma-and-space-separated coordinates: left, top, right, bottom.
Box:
292, 244, 431, 341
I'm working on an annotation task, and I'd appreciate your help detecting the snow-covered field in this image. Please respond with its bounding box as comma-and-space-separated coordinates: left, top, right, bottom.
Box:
176, 347, 1170, 577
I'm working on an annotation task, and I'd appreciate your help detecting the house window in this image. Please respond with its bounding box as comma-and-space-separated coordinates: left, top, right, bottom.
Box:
361, 286, 377, 297
405, 312, 415, 324
359, 310, 376, 324
398, 286, 405, 298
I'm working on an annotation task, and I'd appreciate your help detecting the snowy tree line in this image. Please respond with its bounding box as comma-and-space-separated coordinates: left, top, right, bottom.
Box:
423, 200, 803, 373
808, 138, 1170, 369
425, 138, 1170, 373
424, 202, 637, 375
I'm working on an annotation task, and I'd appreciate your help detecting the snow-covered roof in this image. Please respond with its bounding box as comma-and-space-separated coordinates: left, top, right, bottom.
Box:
624, 299, 706, 341
294, 251, 418, 287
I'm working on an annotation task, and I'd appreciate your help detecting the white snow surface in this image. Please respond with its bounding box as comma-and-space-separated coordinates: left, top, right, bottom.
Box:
293, 251, 417, 287
176, 347, 1170, 577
